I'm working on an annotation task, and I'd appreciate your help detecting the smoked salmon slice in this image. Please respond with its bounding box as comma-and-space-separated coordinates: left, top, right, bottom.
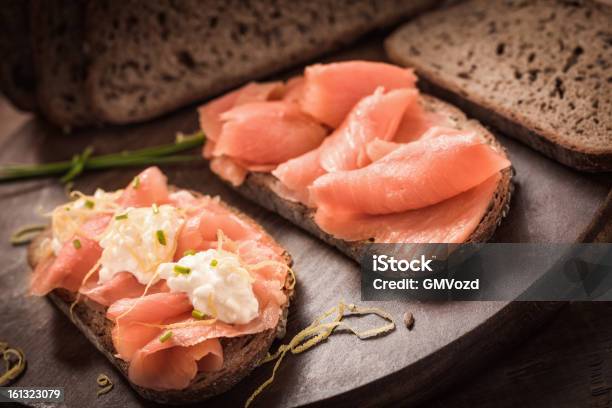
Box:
209, 156, 249, 187
318, 87, 417, 172
30, 235, 101, 295
314, 174, 501, 243
174, 199, 264, 258
393, 98, 453, 143
79, 214, 113, 239
118, 166, 170, 207
29, 214, 111, 296
364, 125, 466, 163
199, 80, 293, 178
199, 81, 285, 143
364, 139, 402, 162
311, 133, 510, 215
300, 61, 417, 128
107, 292, 194, 360
271, 147, 326, 206
282, 76, 304, 102
80, 272, 168, 307
129, 337, 223, 391
213, 101, 327, 165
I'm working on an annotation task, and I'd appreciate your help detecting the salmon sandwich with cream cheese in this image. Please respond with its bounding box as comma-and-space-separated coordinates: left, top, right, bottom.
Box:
27, 166, 294, 404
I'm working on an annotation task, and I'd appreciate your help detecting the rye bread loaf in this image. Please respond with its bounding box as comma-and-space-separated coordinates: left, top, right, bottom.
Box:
220, 95, 513, 261
84, 0, 438, 125
0, 0, 37, 112
27, 189, 294, 404
30, 0, 97, 129
385, 0, 612, 172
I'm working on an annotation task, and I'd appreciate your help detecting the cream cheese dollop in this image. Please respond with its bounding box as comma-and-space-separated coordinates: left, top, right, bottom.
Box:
157, 249, 259, 325
98, 204, 183, 285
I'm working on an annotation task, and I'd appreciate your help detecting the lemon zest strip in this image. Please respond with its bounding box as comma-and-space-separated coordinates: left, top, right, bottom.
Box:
0, 342, 26, 386
96, 373, 113, 397
245, 302, 395, 407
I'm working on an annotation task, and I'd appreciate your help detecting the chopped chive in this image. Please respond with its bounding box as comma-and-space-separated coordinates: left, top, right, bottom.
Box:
65, 206, 71, 211
159, 331, 173, 343
115, 213, 128, 220
156, 230, 166, 246
152, 203, 159, 214
174, 264, 191, 275
192, 309, 205, 319
183, 249, 196, 256
210, 259, 218, 268
73, 239, 82, 249
84, 200, 95, 209
132, 176, 140, 189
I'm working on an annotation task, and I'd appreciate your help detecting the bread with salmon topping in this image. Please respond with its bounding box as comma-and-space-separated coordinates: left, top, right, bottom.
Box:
27, 189, 294, 404
215, 94, 513, 261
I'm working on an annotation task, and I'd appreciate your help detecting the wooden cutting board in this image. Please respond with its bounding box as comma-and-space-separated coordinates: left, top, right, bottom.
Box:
0, 37, 610, 408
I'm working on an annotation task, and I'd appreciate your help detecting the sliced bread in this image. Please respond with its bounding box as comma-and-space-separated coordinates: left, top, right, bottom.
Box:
27, 189, 294, 404
84, 0, 438, 125
217, 95, 513, 261
30, 0, 97, 129
385, 0, 612, 172
0, 0, 37, 112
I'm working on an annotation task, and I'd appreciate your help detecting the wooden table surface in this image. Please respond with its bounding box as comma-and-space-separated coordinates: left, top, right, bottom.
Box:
0, 46, 610, 407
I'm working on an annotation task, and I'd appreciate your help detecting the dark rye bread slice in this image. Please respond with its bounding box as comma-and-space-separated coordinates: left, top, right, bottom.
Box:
220, 95, 513, 261
84, 0, 438, 125
385, 0, 612, 172
0, 0, 37, 111
26, 189, 294, 404
30, 0, 97, 129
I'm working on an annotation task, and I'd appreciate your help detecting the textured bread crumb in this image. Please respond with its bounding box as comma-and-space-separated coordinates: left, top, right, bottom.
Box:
31, 0, 96, 127
386, 0, 612, 170
85, 0, 436, 124
0, 0, 37, 111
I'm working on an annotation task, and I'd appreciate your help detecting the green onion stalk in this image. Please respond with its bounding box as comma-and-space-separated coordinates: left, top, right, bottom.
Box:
0, 131, 205, 183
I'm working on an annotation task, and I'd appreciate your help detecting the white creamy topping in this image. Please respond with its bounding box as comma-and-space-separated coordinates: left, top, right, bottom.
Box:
98, 205, 183, 285
157, 249, 259, 325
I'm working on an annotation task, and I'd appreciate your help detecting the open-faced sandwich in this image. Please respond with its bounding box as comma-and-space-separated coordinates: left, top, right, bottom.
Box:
198, 61, 513, 260
27, 166, 294, 404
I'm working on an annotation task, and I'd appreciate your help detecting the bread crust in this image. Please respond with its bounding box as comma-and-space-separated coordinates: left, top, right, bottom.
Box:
27, 189, 294, 404
225, 94, 513, 260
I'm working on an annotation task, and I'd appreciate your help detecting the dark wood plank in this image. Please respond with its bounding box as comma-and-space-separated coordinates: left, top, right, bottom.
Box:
0, 36, 610, 408
423, 302, 612, 408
